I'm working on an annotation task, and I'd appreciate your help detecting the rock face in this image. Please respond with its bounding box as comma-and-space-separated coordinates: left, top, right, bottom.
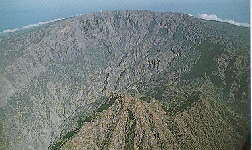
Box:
0, 10, 250, 149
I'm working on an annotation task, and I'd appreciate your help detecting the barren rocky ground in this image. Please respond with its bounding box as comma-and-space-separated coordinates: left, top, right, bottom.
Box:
0, 10, 250, 149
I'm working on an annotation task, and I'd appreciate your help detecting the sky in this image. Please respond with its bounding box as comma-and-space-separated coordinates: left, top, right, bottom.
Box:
0, 0, 250, 33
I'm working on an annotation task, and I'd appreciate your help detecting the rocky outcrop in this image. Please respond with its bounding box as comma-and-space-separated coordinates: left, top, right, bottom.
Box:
54, 93, 248, 150
0, 10, 250, 149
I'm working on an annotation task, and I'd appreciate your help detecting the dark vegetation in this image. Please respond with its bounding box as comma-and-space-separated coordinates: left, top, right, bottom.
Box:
49, 94, 121, 150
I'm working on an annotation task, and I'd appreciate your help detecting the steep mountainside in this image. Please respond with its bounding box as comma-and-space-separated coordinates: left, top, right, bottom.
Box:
0, 10, 250, 149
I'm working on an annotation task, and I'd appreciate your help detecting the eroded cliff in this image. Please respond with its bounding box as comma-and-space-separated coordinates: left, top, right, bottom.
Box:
0, 10, 250, 149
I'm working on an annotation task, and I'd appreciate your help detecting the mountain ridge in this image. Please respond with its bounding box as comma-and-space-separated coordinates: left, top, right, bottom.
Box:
0, 10, 249, 149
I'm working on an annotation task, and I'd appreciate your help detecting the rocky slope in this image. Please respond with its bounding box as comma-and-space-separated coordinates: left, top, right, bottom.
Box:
0, 10, 250, 149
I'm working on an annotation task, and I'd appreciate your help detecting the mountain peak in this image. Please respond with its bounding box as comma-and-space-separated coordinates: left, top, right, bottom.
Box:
0, 10, 249, 150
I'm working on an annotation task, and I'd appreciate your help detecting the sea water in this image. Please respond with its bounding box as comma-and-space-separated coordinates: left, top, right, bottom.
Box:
0, 0, 250, 34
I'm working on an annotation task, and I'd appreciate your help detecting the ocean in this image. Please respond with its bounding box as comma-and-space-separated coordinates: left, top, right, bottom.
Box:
0, 0, 250, 34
